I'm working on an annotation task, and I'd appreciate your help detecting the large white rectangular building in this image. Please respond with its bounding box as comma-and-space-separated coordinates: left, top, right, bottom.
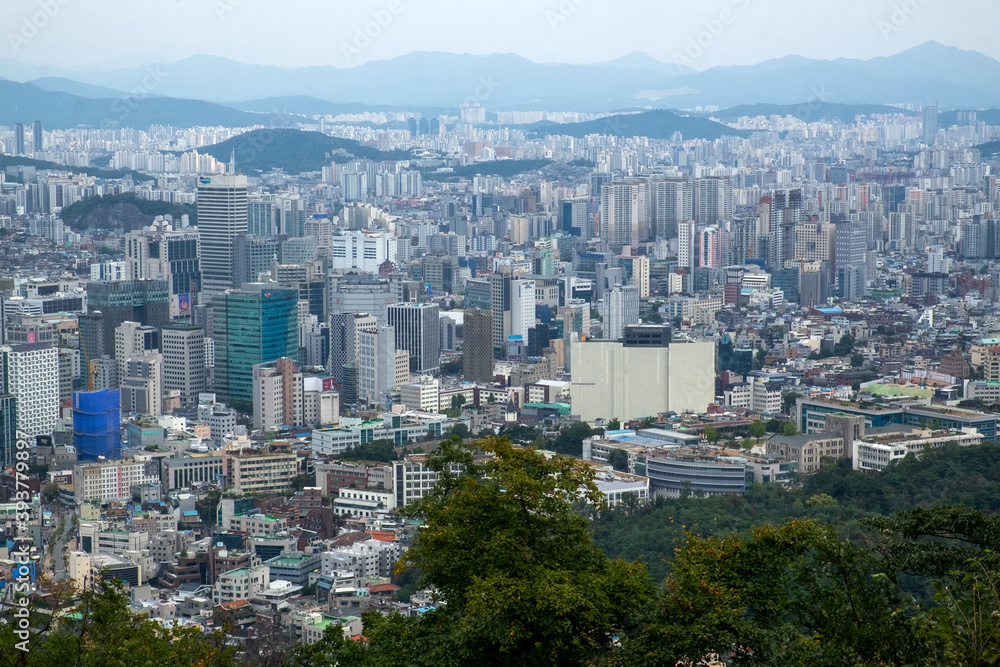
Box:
330, 232, 397, 273
570, 325, 714, 422
2, 343, 59, 438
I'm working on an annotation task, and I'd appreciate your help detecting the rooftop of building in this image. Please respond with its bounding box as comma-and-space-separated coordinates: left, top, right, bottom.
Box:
767, 433, 843, 446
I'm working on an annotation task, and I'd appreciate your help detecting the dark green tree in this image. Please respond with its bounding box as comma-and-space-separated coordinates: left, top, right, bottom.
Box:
607, 448, 629, 472
748, 419, 767, 443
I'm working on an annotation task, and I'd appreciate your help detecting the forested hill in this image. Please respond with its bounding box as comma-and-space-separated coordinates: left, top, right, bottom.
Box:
60, 193, 197, 230
592, 441, 1000, 582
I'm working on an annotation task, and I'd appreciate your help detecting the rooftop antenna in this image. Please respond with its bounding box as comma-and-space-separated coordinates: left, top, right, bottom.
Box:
230, 148, 236, 175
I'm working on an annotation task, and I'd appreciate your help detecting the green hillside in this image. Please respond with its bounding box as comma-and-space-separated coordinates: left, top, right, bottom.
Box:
522, 109, 748, 140
199, 128, 411, 174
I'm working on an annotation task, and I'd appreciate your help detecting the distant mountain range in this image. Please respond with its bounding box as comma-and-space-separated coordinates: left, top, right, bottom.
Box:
0, 79, 264, 128
2, 41, 1000, 114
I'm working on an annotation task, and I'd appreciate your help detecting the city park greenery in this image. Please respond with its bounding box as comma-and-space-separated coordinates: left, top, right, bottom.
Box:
6, 436, 1000, 665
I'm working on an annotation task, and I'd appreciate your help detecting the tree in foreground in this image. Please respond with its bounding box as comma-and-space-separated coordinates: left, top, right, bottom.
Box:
289, 436, 653, 666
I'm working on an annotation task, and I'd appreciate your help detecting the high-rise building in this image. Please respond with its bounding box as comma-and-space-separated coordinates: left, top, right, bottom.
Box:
329, 313, 378, 385
677, 221, 697, 269
197, 174, 248, 294
125, 221, 200, 317
233, 235, 279, 287
922, 102, 938, 145
357, 325, 407, 407
560, 198, 589, 236
120, 355, 163, 415
114, 321, 160, 387
511, 278, 536, 341
387, 303, 440, 374
247, 195, 276, 238
618, 254, 650, 298
489, 271, 513, 359
834, 220, 868, 300
161, 324, 206, 406
32, 120, 42, 152
651, 178, 692, 239
0, 394, 18, 468
73, 389, 121, 461
699, 226, 725, 269
463, 309, 494, 383
276, 194, 306, 237
85, 280, 170, 358
1, 343, 59, 438
600, 285, 641, 341
601, 180, 649, 246
213, 285, 298, 405
14, 123, 24, 156
252, 357, 302, 431
694, 177, 733, 224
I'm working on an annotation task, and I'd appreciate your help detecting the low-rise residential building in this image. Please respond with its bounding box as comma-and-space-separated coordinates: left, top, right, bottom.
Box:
213, 565, 270, 604
225, 446, 299, 494
311, 413, 448, 456
320, 538, 401, 579
73, 459, 160, 504
333, 487, 396, 518
854, 426, 984, 471
765, 433, 845, 473
227, 512, 289, 534
263, 550, 321, 586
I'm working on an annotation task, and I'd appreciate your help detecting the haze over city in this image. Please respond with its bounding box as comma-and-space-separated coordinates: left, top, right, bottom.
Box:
1, 1, 1000, 665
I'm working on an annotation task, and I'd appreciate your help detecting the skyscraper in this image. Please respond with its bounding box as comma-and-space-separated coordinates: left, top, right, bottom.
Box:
463, 309, 495, 383
651, 177, 692, 239
198, 174, 248, 294
489, 271, 513, 359
14, 123, 24, 156
125, 221, 200, 317
32, 120, 42, 152
601, 180, 649, 246
233, 235, 279, 288
161, 324, 206, 406
357, 325, 407, 406
922, 102, 938, 145
247, 195, 276, 238
213, 285, 298, 405
85, 280, 170, 359
387, 303, 440, 374
600, 285, 641, 341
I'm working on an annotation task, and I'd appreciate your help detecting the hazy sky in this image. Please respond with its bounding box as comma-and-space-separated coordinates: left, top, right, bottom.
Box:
2, 0, 997, 69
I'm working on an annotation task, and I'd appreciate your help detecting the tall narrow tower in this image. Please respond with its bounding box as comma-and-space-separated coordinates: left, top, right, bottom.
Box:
197, 174, 248, 295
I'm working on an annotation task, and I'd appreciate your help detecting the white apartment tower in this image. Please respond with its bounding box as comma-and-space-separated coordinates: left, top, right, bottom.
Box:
1, 343, 59, 438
